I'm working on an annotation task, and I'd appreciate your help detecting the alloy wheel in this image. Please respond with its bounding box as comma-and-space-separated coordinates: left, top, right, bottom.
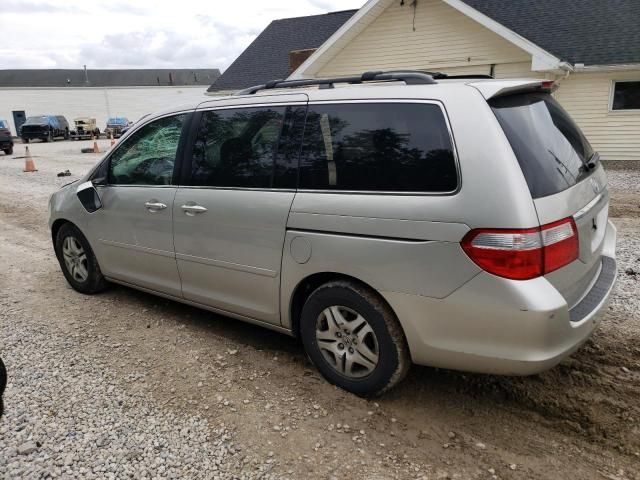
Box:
62, 236, 89, 282
315, 306, 379, 378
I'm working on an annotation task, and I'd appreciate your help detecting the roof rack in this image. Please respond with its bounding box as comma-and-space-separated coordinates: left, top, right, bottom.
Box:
235, 70, 438, 95
381, 69, 494, 80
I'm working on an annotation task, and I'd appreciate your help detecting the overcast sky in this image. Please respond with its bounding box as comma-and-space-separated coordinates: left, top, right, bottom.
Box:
0, 0, 364, 70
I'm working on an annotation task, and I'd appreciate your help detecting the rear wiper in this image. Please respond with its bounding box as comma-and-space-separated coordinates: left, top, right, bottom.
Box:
584, 152, 599, 171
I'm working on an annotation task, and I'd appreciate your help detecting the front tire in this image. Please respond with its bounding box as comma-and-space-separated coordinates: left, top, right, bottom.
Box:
3, 146, 12, 155
300, 280, 410, 396
55, 223, 107, 294
22, 138, 29, 144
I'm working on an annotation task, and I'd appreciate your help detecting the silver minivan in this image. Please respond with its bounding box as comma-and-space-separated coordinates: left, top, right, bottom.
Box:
49, 71, 617, 395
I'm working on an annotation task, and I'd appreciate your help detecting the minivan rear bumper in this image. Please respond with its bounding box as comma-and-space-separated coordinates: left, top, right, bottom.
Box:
382, 220, 617, 376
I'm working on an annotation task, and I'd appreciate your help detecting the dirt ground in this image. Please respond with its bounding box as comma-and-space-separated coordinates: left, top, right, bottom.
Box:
1, 140, 639, 479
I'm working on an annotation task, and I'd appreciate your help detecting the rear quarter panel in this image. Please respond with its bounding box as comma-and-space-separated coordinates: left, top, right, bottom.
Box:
280, 85, 541, 328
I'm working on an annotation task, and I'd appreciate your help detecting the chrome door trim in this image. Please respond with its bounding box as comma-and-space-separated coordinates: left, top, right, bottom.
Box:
145, 201, 168, 211
98, 238, 175, 259
175, 252, 278, 278
181, 204, 208, 215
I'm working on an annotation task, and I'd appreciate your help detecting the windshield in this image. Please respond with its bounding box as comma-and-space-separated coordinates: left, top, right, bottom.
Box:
490, 92, 596, 199
0, 120, 8, 129
107, 117, 127, 125
24, 116, 49, 125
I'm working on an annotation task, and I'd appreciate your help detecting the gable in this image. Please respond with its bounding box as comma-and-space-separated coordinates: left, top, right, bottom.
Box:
209, 10, 356, 92
313, 0, 532, 78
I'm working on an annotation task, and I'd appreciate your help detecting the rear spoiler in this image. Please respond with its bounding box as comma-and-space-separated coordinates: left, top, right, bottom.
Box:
468, 79, 558, 100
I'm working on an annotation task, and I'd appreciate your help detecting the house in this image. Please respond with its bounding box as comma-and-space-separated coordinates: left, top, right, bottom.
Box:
290, 0, 640, 162
213, 1, 640, 162
209, 10, 357, 92
0, 68, 220, 136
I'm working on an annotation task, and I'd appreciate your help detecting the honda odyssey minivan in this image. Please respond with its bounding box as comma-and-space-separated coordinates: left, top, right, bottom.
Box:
49, 71, 617, 395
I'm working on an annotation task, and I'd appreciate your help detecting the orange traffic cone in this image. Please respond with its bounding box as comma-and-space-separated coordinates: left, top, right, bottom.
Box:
23, 146, 37, 172
93, 139, 100, 154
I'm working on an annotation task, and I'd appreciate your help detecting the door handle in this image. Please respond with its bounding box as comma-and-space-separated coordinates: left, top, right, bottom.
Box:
145, 201, 167, 212
181, 204, 208, 216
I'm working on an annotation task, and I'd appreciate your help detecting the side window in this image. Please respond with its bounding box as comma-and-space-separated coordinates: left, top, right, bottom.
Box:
612, 81, 640, 110
299, 103, 457, 193
189, 106, 288, 188
108, 114, 185, 186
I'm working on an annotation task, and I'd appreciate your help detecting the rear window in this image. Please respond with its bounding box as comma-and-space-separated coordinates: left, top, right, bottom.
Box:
490, 92, 596, 199
24, 116, 49, 125
299, 103, 458, 193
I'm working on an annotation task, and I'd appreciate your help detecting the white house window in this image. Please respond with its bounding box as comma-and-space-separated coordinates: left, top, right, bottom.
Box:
611, 81, 640, 110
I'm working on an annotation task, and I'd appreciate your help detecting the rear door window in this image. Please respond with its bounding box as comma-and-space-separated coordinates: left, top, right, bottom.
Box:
298, 103, 457, 193
188, 106, 304, 189
489, 92, 596, 199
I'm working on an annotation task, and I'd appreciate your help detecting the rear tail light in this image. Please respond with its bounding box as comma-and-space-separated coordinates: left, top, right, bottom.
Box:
461, 217, 578, 280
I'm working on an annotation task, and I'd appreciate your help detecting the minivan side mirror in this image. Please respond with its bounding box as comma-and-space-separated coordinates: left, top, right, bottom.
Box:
77, 181, 103, 213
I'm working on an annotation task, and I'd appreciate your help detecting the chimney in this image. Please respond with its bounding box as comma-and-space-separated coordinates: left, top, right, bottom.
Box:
289, 49, 317, 74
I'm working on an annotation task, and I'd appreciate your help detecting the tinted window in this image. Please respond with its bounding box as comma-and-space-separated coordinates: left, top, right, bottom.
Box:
24, 116, 48, 125
189, 107, 288, 188
108, 114, 185, 185
490, 93, 595, 199
298, 103, 457, 192
612, 81, 640, 110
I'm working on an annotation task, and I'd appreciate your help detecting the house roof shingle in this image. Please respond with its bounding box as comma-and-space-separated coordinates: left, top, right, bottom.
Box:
0, 69, 220, 88
209, 10, 357, 92
461, 0, 640, 66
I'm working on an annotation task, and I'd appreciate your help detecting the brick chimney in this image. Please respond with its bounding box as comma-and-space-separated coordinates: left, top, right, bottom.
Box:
289, 49, 317, 74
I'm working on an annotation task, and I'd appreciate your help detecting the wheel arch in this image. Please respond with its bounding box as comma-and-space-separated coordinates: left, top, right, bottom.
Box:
288, 272, 399, 339
51, 218, 78, 247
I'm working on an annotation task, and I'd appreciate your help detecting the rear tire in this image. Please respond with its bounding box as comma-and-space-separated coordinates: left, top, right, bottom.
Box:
54, 223, 107, 294
3, 147, 12, 155
22, 138, 29, 144
300, 280, 410, 396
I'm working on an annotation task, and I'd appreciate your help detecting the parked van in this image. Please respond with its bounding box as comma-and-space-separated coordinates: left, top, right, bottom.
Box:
48, 71, 617, 395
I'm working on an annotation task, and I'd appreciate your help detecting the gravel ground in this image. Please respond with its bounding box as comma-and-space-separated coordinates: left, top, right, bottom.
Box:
0, 321, 245, 480
0, 141, 639, 480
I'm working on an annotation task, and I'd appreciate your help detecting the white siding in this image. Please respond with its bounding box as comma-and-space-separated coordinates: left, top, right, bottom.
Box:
556, 71, 640, 161
316, 0, 532, 78
0, 86, 211, 135
309, 0, 638, 162
494, 62, 546, 79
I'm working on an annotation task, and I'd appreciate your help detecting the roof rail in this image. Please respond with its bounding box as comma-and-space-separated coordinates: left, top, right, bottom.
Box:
381, 69, 494, 80
235, 70, 437, 95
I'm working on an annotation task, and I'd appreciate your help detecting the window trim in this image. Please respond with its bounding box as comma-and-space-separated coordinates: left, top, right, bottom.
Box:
296, 99, 462, 196
609, 80, 640, 113
130, 100, 461, 196
93, 110, 193, 187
